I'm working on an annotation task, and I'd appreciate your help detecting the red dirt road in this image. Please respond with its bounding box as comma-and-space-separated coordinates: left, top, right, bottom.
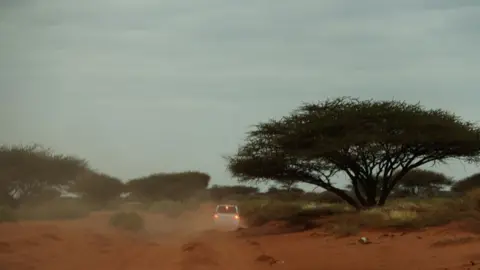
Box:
1, 209, 480, 270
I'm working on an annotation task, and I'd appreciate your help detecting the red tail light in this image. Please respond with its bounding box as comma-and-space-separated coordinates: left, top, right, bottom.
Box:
234, 215, 239, 220
214, 214, 219, 219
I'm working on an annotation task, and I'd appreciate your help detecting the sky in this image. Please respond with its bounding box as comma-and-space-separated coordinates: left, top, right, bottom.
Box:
1, 0, 480, 189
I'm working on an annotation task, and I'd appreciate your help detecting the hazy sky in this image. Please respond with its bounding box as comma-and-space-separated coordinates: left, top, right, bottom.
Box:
1, 0, 479, 188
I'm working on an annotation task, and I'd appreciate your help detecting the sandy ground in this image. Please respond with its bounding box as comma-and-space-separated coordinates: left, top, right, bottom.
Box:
1, 206, 480, 270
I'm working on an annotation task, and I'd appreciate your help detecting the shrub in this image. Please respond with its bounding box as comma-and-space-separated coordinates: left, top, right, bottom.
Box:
15, 199, 90, 220
238, 200, 303, 226
109, 211, 145, 232
325, 198, 473, 232
466, 188, 480, 210
452, 173, 480, 193
0, 206, 16, 222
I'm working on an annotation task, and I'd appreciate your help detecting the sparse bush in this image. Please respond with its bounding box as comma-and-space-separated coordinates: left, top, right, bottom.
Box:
238, 200, 303, 226
235, 193, 480, 233
284, 207, 347, 230
239, 200, 353, 228
466, 188, 480, 210
109, 211, 145, 232
0, 206, 16, 222
326, 197, 474, 231
15, 199, 90, 220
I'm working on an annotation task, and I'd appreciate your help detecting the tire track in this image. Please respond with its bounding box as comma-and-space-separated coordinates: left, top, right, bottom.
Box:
179, 231, 281, 270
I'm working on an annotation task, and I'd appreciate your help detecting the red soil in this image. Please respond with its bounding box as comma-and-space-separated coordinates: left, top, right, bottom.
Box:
1, 207, 480, 270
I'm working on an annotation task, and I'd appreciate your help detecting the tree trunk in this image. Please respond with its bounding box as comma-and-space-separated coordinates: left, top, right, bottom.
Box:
377, 188, 392, 206
378, 170, 410, 206
351, 179, 367, 207
363, 178, 378, 207
327, 187, 361, 211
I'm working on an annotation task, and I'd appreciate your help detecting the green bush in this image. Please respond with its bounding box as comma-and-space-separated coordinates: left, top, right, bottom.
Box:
0, 206, 16, 222
15, 199, 90, 220
109, 211, 145, 232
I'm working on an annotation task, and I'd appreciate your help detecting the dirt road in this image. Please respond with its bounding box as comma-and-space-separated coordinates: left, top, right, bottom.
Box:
1, 209, 480, 270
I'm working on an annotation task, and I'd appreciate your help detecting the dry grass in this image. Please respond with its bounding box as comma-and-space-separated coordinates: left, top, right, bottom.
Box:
239, 190, 480, 237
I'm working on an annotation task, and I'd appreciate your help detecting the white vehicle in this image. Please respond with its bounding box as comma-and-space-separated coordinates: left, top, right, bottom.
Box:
213, 204, 240, 230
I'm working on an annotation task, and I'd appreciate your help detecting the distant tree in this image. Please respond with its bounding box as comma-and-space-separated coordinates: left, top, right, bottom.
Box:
452, 173, 480, 193
0, 144, 88, 207
126, 171, 210, 202
208, 185, 258, 201
70, 171, 125, 205
394, 169, 453, 197
264, 186, 305, 200
277, 179, 299, 191
266, 186, 304, 194
288, 187, 305, 193
226, 97, 480, 209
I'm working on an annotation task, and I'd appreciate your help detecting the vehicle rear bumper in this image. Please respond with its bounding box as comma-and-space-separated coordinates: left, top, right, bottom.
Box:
214, 219, 240, 228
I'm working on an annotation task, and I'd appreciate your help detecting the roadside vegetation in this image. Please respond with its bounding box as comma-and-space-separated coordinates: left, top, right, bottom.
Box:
2, 97, 480, 236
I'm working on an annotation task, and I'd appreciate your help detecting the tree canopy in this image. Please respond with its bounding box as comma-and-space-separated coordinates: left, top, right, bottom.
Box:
0, 144, 88, 207
208, 185, 259, 201
452, 172, 480, 193
126, 171, 210, 202
227, 97, 480, 209
69, 170, 125, 204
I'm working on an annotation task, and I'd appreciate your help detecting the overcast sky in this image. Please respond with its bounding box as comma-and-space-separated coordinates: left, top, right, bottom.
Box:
1, 0, 479, 188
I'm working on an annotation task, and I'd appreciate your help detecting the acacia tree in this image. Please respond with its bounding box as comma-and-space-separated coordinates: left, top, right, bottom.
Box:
208, 185, 258, 201
126, 171, 210, 202
0, 144, 88, 207
226, 97, 480, 209
452, 173, 480, 193
69, 170, 125, 205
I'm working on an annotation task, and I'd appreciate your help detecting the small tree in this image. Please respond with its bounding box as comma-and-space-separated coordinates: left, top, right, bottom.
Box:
208, 185, 258, 201
452, 173, 480, 193
0, 144, 88, 207
226, 97, 480, 209
126, 171, 210, 202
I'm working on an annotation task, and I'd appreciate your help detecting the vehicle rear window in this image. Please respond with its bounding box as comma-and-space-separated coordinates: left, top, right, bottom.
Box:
216, 206, 237, 214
